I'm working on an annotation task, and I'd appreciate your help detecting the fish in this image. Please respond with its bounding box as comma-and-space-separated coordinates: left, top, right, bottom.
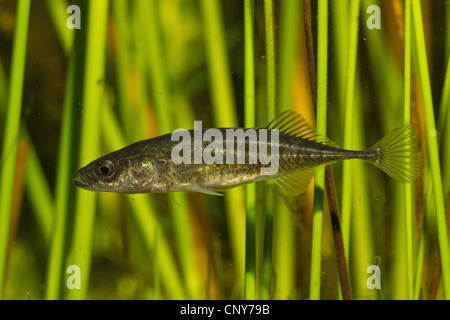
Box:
73, 111, 419, 196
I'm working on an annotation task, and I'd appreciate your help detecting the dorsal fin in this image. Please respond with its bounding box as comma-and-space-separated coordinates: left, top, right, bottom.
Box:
266, 110, 317, 141
266, 110, 339, 146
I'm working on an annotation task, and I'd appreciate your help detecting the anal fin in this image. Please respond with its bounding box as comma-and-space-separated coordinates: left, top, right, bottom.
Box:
194, 187, 224, 196
273, 168, 314, 196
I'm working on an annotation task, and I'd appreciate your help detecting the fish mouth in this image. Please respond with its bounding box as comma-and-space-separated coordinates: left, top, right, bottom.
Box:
73, 170, 91, 190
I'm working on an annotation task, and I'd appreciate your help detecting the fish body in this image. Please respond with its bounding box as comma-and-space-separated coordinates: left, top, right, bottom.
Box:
73, 111, 419, 196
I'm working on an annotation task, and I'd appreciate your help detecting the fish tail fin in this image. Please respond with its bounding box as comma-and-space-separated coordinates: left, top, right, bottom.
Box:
366, 124, 419, 183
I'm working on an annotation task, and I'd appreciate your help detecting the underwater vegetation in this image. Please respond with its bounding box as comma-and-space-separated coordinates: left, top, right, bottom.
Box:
0, 0, 449, 300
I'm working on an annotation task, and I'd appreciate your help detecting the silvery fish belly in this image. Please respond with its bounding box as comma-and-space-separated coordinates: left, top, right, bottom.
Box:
73, 111, 419, 196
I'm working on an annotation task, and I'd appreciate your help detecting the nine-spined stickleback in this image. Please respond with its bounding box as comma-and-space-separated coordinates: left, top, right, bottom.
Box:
73, 111, 419, 196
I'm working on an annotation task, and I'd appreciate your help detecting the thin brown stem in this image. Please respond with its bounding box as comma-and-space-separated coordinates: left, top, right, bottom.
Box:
325, 166, 351, 300
303, 0, 317, 108
303, 0, 351, 299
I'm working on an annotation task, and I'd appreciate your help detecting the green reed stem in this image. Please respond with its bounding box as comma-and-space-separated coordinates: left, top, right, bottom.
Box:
200, 0, 237, 127
0, 0, 31, 298
447, 5, 450, 58
1, 79, 54, 249
340, 0, 360, 260
0, 6, 58, 297
361, 0, 404, 298
340, 0, 378, 299
45, 0, 87, 299
412, 2, 450, 298
139, 0, 202, 299
403, 0, 414, 300
350, 97, 377, 299
264, 0, 276, 122
271, 0, 300, 300
112, 0, 132, 139
200, 0, 245, 297
0, 61, 6, 108
44, 0, 73, 54
412, 0, 450, 299
330, 0, 348, 110
137, 0, 171, 131
66, 0, 109, 299
271, 0, 297, 299
244, 0, 256, 300
315, 0, 328, 138
441, 57, 450, 141
414, 189, 429, 299
441, 46, 450, 196
101, 103, 186, 299
278, 0, 301, 113
310, 0, 328, 300
244, 2, 255, 134
24, 140, 54, 245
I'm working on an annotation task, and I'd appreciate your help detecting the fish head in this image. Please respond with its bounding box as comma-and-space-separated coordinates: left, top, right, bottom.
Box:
73, 154, 157, 193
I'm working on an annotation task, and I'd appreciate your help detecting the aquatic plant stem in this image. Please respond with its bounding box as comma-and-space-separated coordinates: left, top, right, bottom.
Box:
264, 0, 276, 122
243, 0, 256, 300
264, 0, 301, 298
200, 0, 245, 296
340, 0, 360, 260
140, 0, 202, 299
403, 0, 414, 300
412, 0, 450, 299
0, 0, 31, 298
24, 138, 54, 244
441, 43, 450, 194
112, 0, 132, 138
45, 0, 87, 299
279, 0, 301, 115
200, 0, 237, 127
101, 102, 186, 299
267, 0, 296, 299
310, 0, 328, 300
305, 1, 350, 298
66, 0, 109, 299
44, 0, 73, 54
414, 5, 450, 299
325, 167, 351, 299
303, 0, 316, 107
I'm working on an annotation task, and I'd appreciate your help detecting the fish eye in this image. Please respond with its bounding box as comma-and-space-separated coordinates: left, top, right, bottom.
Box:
97, 161, 114, 176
